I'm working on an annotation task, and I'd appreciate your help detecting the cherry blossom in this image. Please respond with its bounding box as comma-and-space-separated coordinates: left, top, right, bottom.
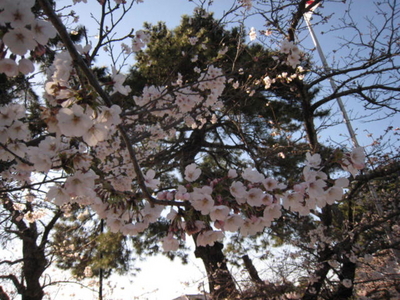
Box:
0, 1, 35, 28
0, 58, 19, 77
81, 123, 109, 146
242, 167, 264, 183
162, 233, 180, 252
249, 27, 257, 41
240, 0, 253, 10
56, 104, 93, 137
31, 19, 57, 45
190, 187, 215, 215
341, 147, 366, 176
18, 58, 35, 75
305, 152, 321, 168
3, 27, 37, 56
184, 163, 201, 182
223, 215, 244, 232
229, 181, 247, 202
245, 187, 264, 207
196, 230, 224, 247
144, 169, 160, 189
46, 185, 71, 206
111, 67, 132, 95
209, 205, 230, 221
64, 170, 99, 198
7, 120, 29, 141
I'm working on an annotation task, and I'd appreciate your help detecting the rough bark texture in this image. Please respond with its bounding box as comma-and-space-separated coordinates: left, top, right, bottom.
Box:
21, 233, 46, 300
2, 199, 61, 300
194, 241, 239, 299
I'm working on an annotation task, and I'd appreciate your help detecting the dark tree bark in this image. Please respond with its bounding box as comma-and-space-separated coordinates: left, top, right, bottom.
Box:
2, 199, 62, 300
194, 241, 239, 299
21, 236, 46, 300
0, 286, 10, 300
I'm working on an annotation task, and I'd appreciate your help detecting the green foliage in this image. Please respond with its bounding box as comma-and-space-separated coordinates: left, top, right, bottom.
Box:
51, 208, 134, 279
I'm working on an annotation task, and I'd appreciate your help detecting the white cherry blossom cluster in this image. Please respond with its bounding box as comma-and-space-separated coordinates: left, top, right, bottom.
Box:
280, 40, 302, 68
249, 27, 257, 41
131, 30, 151, 52
240, 0, 253, 10
263, 66, 305, 90
132, 65, 225, 132
0, 0, 57, 76
340, 147, 366, 177
156, 151, 364, 251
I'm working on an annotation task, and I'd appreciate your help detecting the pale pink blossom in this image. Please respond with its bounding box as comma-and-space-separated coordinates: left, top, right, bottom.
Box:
350, 147, 365, 168
0, 127, 8, 144
27, 147, 53, 172
0, 105, 21, 126
57, 104, 93, 137
307, 179, 326, 199
305, 152, 321, 168
82, 123, 109, 146
7, 142, 27, 159
210, 205, 230, 221
230, 181, 247, 203
3, 27, 37, 56
162, 234, 180, 252
228, 169, 238, 178
0, 58, 18, 77
223, 215, 244, 232
334, 177, 349, 188
263, 177, 279, 191
31, 19, 57, 45
18, 58, 35, 75
240, 0, 253, 10
47, 185, 70, 206
240, 218, 264, 236
246, 188, 264, 207
144, 169, 160, 189
111, 67, 131, 95
107, 217, 124, 233
120, 222, 148, 235
190, 193, 214, 215
184, 163, 201, 182
341, 148, 365, 177
280, 40, 294, 54
324, 186, 343, 205
97, 105, 122, 126
189, 37, 198, 45
196, 230, 224, 247
166, 209, 178, 221
64, 170, 98, 197
263, 203, 282, 223
249, 27, 257, 41
281, 191, 304, 211
140, 203, 163, 223
242, 167, 264, 183
0, 2, 35, 28
7, 120, 29, 140
175, 185, 190, 200
263, 76, 272, 89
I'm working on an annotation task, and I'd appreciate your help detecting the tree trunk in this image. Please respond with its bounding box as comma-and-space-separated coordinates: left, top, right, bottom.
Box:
194, 240, 239, 299
2, 199, 59, 300
20, 228, 46, 300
